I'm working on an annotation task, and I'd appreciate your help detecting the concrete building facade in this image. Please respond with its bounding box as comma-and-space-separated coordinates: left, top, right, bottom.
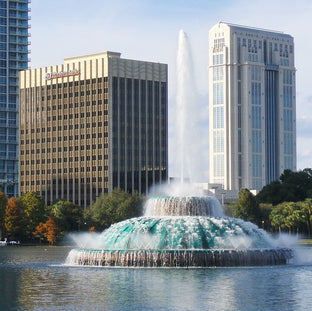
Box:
0, 0, 30, 197
208, 22, 296, 191
19, 52, 168, 208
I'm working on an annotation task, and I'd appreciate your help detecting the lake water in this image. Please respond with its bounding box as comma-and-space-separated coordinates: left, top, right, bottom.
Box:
1, 245, 312, 310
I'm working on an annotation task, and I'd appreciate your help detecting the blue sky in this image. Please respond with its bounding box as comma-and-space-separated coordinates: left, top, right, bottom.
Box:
30, 0, 312, 180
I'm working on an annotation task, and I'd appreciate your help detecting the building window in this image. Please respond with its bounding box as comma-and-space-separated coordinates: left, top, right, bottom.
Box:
213, 82, 224, 105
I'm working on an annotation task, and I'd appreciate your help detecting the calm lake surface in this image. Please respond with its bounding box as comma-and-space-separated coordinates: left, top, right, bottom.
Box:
1, 245, 312, 311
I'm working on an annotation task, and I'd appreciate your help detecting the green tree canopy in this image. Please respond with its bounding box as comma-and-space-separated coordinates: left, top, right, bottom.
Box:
269, 201, 305, 234
257, 169, 312, 205
21, 191, 46, 236
84, 188, 144, 230
49, 200, 83, 232
297, 199, 312, 236
232, 188, 261, 225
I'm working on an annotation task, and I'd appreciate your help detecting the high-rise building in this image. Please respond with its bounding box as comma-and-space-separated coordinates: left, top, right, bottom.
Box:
19, 51, 168, 208
209, 22, 296, 191
0, 0, 30, 197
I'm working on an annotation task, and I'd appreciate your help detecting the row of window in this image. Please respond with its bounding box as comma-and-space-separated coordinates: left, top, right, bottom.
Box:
213, 130, 224, 153
283, 109, 293, 131
248, 54, 258, 62
252, 130, 262, 153
213, 82, 224, 105
20, 143, 108, 155
44, 111, 106, 122
251, 67, 261, 81
20, 166, 108, 176
0, 1, 29, 9
20, 122, 106, 138
213, 106, 224, 129
45, 78, 107, 89
213, 54, 224, 65
283, 86, 293, 108
252, 154, 262, 178
213, 67, 224, 81
213, 154, 224, 178
21, 154, 108, 165
0, 159, 16, 170
21, 179, 107, 187
20, 121, 108, 134
284, 133, 293, 155
251, 82, 261, 105
21, 132, 107, 144
40, 89, 105, 100
283, 70, 293, 85
22, 100, 106, 114
251, 106, 261, 129
213, 38, 225, 50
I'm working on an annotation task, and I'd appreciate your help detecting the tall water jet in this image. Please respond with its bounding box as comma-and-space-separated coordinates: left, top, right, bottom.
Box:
176, 30, 198, 182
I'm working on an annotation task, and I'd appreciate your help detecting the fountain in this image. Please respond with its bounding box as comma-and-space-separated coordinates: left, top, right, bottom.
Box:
65, 30, 293, 267
66, 195, 292, 267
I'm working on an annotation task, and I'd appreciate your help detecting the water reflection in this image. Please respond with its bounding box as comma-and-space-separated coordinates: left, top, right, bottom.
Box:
1, 246, 312, 310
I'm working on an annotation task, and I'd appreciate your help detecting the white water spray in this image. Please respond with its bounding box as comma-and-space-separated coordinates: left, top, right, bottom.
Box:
176, 30, 199, 182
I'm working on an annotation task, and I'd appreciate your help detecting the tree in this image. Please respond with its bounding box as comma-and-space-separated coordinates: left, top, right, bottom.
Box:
84, 188, 144, 230
269, 202, 305, 234
232, 188, 261, 225
298, 199, 312, 237
4, 197, 23, 240
32, 217, 60, 245
45, 216, 59, 245
21, 191, 46, 237
257, 168, 312, 204
0, 190, 8, 238
49, 200, 83, 232
256, 181, 284, 205
269, 204, 286, 233
33, 222, 47, 244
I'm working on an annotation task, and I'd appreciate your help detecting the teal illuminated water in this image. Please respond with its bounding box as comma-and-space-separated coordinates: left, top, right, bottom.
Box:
1, 246, 312, 310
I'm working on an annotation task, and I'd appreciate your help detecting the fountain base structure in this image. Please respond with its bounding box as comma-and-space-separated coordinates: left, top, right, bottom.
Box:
66, 200, 293, 267
66, 248, 292, 267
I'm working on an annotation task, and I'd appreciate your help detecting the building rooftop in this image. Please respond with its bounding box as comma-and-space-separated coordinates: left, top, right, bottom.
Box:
215, 22, 293, 39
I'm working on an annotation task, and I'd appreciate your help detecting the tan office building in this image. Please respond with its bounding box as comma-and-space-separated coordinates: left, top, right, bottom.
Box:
19, 52, 168, 208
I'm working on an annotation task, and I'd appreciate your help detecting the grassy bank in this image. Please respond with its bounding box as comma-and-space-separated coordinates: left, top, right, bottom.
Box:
298, 239, 312, 245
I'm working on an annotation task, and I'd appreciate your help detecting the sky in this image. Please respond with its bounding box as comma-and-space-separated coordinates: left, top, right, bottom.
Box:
30, 0, 312, 181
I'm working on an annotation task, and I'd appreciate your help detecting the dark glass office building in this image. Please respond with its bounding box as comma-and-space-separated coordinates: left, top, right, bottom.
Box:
0, 0, 30, 197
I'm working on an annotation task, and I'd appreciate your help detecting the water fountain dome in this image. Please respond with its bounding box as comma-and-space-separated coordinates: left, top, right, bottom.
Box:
66, 195, 292, 267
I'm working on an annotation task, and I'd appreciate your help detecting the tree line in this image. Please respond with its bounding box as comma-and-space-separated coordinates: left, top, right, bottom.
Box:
229, 168, 312, 236
0, 188, 144, 244
1, 168, 312, 243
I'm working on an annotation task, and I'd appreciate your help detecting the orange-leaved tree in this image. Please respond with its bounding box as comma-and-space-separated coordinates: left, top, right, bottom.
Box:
33, 222, 47, 244
45, 216, 59, 245
4, 197, 23, 240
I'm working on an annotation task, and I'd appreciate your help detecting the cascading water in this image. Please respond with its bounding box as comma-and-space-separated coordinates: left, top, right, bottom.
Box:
65, 30, 293, 267
143, 196, 223, 217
